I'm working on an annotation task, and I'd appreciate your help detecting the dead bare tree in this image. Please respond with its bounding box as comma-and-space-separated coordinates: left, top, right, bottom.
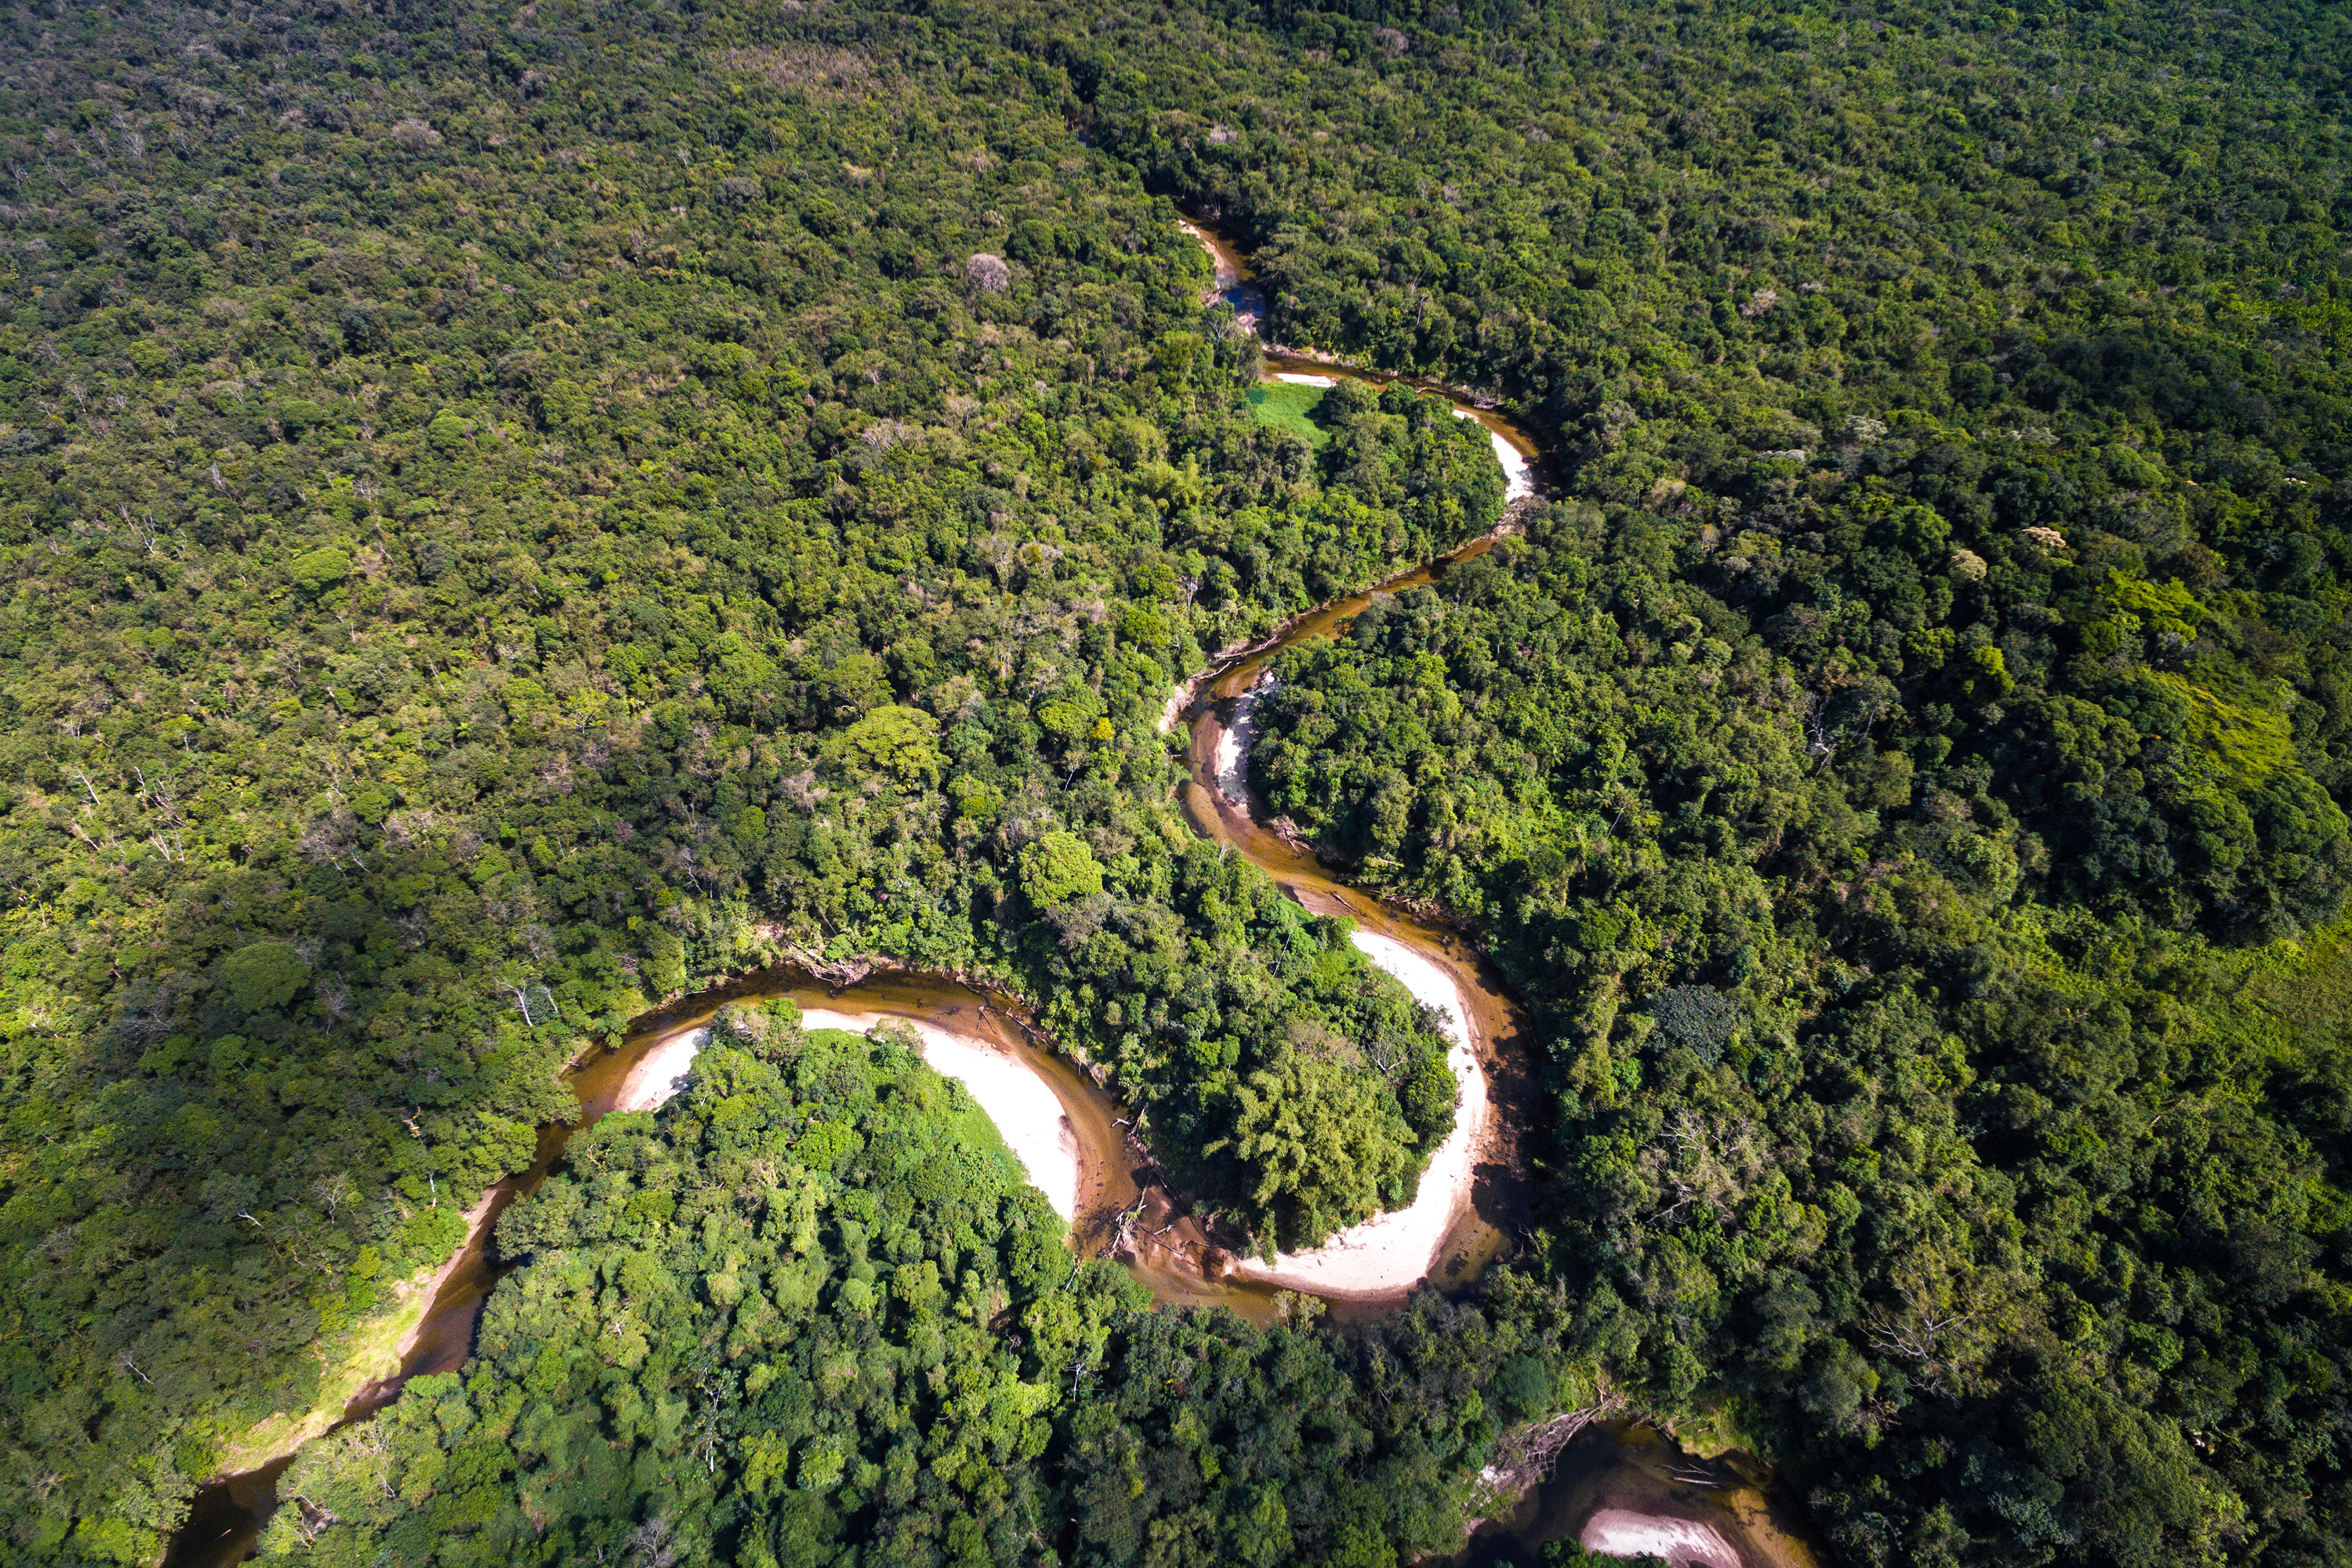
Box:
1481, 1382, 1632, 1497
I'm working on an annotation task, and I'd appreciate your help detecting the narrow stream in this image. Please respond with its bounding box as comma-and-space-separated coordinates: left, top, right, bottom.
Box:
165, 214, 1816, 1568
1180, 214, 1823, 1568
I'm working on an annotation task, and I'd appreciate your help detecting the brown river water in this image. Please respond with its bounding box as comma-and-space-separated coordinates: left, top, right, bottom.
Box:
163, 218, 1818, 1568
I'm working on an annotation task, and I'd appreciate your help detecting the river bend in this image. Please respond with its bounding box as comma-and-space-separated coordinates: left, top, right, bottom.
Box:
165, 215, 1815, 1568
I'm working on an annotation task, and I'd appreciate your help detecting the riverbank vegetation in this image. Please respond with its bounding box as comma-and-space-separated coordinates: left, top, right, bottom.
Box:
0, 2, 1483, 1554
1258, 508, 2352, 1565
251, 1010, 1582, 1567
1192, 0, 2352, 1562
1247, 382, 1334, 450
3, 0, 2349, 1562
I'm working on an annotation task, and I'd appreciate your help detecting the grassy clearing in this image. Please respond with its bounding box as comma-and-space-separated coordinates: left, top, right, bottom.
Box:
2238, 920, 2352, 1065
1247, 380, 1331, 448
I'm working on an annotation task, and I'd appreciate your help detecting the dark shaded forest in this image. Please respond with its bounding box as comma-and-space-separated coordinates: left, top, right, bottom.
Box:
1, 0, 2347, 1563
0, 0, 1486, 1555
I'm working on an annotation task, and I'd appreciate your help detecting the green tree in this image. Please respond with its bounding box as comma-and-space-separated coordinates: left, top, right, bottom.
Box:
1019, 832, 1105, 909
1213, 1047, 1417, 1249
837, 705, 942, 788
219, 941, 310, 1014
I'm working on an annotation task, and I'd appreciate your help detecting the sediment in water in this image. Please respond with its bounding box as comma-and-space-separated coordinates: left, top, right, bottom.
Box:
165, 212, 1773, 1568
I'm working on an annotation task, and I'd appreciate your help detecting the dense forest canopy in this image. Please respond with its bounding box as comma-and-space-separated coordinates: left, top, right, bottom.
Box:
0, 0, 1486, 1555
1192, 0, 2352, 1562
248, 1010, 1579, 1568
0, 0, 2347, 1563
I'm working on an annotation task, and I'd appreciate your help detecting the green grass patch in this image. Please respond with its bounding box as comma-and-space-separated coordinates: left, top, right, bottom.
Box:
1247, 380, 1332, 448
2142, 670, 2296, 788
210, 1276, 431, 1477
2239, 921, 2352, 1063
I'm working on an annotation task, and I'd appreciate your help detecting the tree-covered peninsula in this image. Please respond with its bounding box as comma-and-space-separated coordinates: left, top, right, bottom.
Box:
1, 0, 2347, 1564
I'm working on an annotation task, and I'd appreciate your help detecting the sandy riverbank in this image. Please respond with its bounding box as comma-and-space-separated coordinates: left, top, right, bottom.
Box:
1454, 408, 1537, 501
1200, 651, 1495, 1299
612, 1011, 1083, 1222
612, 1025, 706, 1115
1274, 360, 1530, 501
1580, 1508, 1743, 1568
801, 1008, 1083, 1221
1231, 927, 1490, 1296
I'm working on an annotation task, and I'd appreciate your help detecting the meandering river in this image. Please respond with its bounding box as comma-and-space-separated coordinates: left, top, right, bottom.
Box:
164, 216, 1817, 1568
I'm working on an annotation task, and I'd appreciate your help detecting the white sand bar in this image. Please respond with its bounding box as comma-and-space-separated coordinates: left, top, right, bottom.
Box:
1212, 677, 1271, 799
1581, 1510, 1742, 1568
1179, 219, 1240, 290
1274, 371, 1338, 387
1233, 927, 1488, 1294
1454, 408, 1536, 501
616, 1013, 1080, 1221
800, 1009, 1083, 1221
614, 1027, 709, 1116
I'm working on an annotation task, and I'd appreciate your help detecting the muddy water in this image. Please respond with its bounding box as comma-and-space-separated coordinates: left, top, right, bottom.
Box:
165, 968, 1294, 1566
1184, 210, 1548, 499
1181, 213, 1824, 1568
1173, 534, 1541, 1301
1457, 1423, 1823, 1568
163, 1025, 700, 1567
590, 969, 1298, 1324
169, 215, 1770, 1568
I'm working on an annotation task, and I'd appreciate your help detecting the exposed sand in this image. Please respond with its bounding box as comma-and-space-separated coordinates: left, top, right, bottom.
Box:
801, 1009, 1083, 1221
1581, 1510, 1743, 1568
617, 933, 1488, 1290
1454, 408, 1537, 501
1183, 216, 1534, 506
613, 1026, 708, 1114
1232, 926, 1488, 1295
1286, 377, 1529, 500
617, 1011, 1081, 1221
1179, 217, 1241, 292
1212, 677, 1271, 798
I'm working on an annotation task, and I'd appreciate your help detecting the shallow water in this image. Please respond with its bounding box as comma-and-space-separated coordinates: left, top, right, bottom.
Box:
1184, 212, 1828, 1567
1181, 216, 1269, 328
1228, 925, 1492, 1297
167, 214, 1762, 1568
1173, 528, 1542, 1303
1261, 347, 1544, 502
1454, 1422, 1823, 1568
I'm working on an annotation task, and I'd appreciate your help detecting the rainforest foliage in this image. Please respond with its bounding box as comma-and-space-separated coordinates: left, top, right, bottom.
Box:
251, 1012, 1586, 1568
0, 0, 1482, 1556
1194, 0, 2352, 1563
4, 0, 2351, 1563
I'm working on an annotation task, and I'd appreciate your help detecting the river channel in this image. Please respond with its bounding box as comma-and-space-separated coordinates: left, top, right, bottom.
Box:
165, 216, 1817, 1568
